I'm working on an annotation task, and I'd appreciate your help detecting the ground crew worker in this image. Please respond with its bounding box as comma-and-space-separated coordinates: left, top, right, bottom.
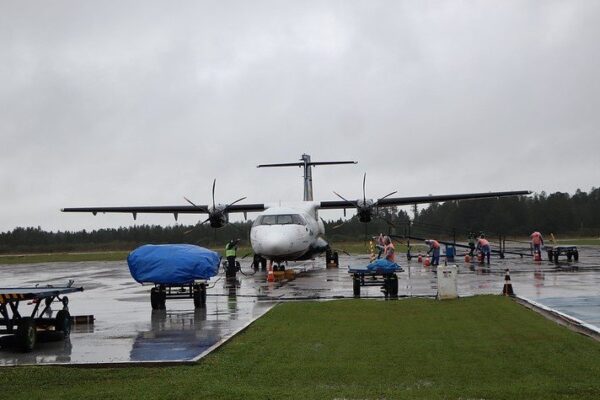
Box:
383, 236, 395, 263
425, 239, 441, 266
476, 235, 491, 264
225, 239, 240, 278
530, 231, 544, 258
467, 232, 476, 256
374, 233, 385, 259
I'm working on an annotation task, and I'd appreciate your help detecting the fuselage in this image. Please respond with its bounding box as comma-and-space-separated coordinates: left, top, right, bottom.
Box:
249, 202, 327, 262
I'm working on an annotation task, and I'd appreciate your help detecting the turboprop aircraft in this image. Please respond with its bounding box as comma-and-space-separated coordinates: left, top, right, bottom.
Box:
62, 154, 530, 268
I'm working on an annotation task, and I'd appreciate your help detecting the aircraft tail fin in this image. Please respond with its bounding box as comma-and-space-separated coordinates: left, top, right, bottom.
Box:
257, 154, 357, 201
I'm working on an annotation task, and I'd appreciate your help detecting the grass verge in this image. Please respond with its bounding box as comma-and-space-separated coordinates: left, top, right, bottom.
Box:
1, 296, 599, 399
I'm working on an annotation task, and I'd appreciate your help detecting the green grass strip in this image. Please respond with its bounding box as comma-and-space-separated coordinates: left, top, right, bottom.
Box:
1, 296, 599, 399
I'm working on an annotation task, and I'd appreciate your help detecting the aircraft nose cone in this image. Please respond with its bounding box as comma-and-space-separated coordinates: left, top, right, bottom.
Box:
262, 237, 286, 255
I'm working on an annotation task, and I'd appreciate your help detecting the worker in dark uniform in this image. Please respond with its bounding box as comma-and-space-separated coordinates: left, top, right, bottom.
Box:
225, 239, 240, 278
468, 232, 476, 257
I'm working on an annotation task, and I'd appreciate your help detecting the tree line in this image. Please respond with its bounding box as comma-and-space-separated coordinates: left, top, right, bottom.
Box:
1, 189, 598, 253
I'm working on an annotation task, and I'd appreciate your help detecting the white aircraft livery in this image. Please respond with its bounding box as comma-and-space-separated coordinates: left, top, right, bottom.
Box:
62, 154, 530, 266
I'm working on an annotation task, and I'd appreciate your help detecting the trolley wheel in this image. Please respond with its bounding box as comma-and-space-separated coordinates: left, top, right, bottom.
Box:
193, 285, 207, 309
390, 275, 399, 297
567, 251, 573, 262
55, 309, 71, 337
574, 251, 579, 262
17, 317, 37, 352
353, 277, 361, 297
150, 288, 166, 310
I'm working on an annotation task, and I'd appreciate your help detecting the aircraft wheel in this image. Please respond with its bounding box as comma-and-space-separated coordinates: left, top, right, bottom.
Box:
17, 317, 37, 352
547, 250, 553, 262
574, 251, 579, 262
55, 309, 71, 337
567, 251, 573, 262
333, 252, 339, 266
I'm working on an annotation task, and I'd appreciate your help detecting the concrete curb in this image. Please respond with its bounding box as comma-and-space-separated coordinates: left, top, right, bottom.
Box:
513, 295, 600, 342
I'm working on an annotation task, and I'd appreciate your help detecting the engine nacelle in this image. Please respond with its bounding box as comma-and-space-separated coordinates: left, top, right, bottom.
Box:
207, 205, 229, 228
356, 199, 375, 223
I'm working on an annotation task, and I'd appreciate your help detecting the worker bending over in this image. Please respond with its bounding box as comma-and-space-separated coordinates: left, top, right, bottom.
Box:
530, 231, 544, 258
425, 239, 441, 266
476, 235, 491, 264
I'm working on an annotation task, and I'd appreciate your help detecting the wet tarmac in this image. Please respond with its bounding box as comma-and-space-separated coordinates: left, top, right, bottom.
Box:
0, 245, 599, 366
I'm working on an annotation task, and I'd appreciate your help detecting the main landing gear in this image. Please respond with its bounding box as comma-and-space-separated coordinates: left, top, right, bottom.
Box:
325, 248, 339, 268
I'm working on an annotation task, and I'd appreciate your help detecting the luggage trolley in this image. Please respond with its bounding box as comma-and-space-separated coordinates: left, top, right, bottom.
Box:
150, 281, 207, 310
545, 245, 579, 263
0, 284, 83, 352
348, 264, 404, 298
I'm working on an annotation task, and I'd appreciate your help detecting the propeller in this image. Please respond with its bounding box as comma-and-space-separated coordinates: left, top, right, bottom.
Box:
332, 173, 398, 225
184, 179, 247, 232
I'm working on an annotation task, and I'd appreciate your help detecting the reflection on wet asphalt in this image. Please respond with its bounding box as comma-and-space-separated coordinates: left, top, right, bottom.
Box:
0, 245, 598, 366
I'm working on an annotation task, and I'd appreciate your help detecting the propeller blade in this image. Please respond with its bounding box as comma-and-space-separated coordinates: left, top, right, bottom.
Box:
333, 191, 357, 206
224, 196, 247, 211
362, 173, 367, 204
200, 216, 211, 225
183, 226, 196, 235
211, 178, 216, 209
183, 196, 202, 209
375, 191, 398, 205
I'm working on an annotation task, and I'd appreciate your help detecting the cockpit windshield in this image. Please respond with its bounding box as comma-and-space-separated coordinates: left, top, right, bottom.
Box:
253, 214, 307, 226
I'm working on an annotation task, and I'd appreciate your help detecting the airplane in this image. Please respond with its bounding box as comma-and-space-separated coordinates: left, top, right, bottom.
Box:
62, 154, 531, 272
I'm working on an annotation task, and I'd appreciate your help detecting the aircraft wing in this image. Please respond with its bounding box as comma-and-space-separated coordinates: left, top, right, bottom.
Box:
318, 190, 532, 209
61, 203, 266, 220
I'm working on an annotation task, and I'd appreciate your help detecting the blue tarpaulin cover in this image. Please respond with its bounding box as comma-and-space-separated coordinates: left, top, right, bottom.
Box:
366, 258, 401, 273
127, 244, 220, 284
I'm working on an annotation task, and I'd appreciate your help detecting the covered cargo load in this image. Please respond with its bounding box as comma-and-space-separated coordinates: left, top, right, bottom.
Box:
366, 258, 401, 273
127, 244, 220, 285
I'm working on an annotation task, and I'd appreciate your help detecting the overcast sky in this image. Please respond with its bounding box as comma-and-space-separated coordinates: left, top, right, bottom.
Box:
1, 1, 598, 232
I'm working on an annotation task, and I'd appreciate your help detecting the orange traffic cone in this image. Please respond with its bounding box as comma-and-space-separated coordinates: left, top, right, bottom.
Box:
267, 269, 274, 282
417, 254, 423, 263
464, 254, 471, 263
533, 251, 542, 262
424, 257, 431, 267
502, 269, 515, 296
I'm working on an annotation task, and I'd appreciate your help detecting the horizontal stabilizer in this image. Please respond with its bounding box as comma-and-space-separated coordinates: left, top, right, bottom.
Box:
257, 160, 356, 168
